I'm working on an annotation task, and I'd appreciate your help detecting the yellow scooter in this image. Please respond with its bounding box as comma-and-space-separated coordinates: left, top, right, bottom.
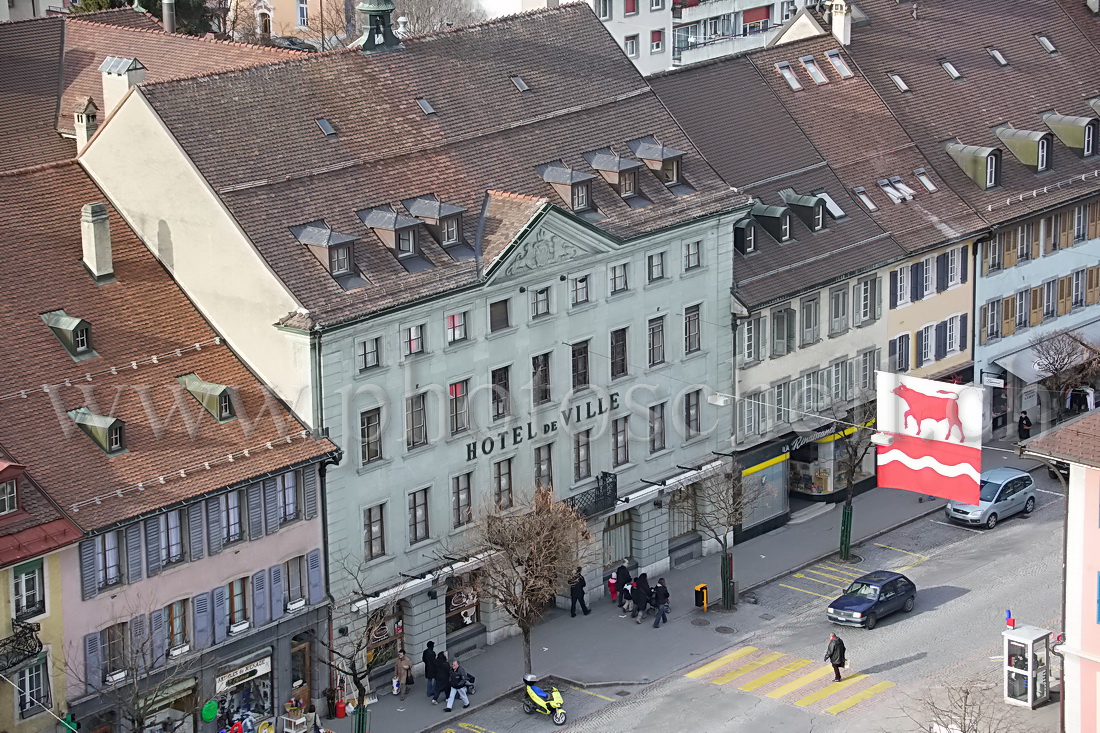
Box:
522, 674, 567, 725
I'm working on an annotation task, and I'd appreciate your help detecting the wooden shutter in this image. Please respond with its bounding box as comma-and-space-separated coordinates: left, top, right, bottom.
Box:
125, 523, 143, 585
263, 478, 279, 535
915, 329, 926, 367
192, 592, 212, 650
1043, 216, 1055, 254
79, 539, 98, 600
1001, 296, 1016, 337
187, 503, 204, 561
150, 609, 166, 668
269, 565, 285, 621
251, 571, 269, 627
1087, 266, 1100, 305
1031, 228, 1041, 260
84, 632, 102, 693
212, 585, 228, 644
144, 517, 161, 577
1058, 276, 1071, 315
206, 497, 223, 556
1090, 201, 1100, 241
303, 467, 318, 520
247, 484, 264, 539
981, 242, 990, 275
307, 549, 324, 605
130, 614, 147, 674
1060, 210, 1073, 248
958, 314, 968, 352
979, 305, 989, 344
935, 322, 948, 360
1030, 287, 1043, 326
873, 277, 881, 320
888, 337, 898, 371
900, 333, 911, 371
960, 245, 969, 283
889, 270, 898, 309
1003, 236, 1018, 269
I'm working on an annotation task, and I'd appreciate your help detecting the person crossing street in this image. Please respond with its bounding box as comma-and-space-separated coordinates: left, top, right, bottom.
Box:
824, 633, 847, 682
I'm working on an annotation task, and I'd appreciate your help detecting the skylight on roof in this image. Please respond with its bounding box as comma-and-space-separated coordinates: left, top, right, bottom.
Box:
814, 190, 847, 219
1036, 34, 1057, 54
888, 73, 910, 93
775, 62, 803, 91
940, 60, 962, 80
853, 187, 878, 211
889, 176, 918, 197
987, 47, 1009, 66
315, 118, 336, 136
826, 49, 854, 79
510, 75, 530, 92
878, 179, 912, 203
912, 168, 938, 192
416, 98, 437, 115
800, 56, 829, 85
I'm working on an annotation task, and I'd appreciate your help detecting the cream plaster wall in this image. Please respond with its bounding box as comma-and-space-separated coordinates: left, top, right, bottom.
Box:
79, 91, 315, 426
1065, 464, 1099, 733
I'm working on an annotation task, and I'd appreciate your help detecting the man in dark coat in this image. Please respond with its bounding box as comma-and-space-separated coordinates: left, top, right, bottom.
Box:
632, 573, 651, 623
422, 641, 438, 699
1018, 411, 1033, 440
431, 651, 449, 704
569, 567, 591, 617
824, 633, 846, 682
444, 660, 470, 712
651, 578, 670, 628
614, 560, 632, 608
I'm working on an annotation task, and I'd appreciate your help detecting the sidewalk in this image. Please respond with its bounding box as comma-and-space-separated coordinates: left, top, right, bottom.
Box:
330, 444, 1044, 733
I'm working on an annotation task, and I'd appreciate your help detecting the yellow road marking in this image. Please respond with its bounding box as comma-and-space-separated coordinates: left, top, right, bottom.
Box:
712, 652, 784, 685
817, 562, 864, 577
685, 646, 758, 678
739, 658, 813, 691
874, 543, 930, 571
794, 673, 869, 707
791, 573, 845, 588
802, 568, 853, 582
766, 665, 835, 698
564, 685, 615, 701
779, 583, 833, 599
824, 680, 896, 715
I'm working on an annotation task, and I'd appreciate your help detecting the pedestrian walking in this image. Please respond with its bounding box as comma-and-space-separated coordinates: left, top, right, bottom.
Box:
569, 567, 591, 617
444, 660, 471, 712
621, 580, 634, 613
632, 573, 651, 623
431, 651, 449, 704
422, 641, 437, 699
651, 578, 670, 628
614, 560, 632, 608
394, 649, 413, 701
302, 705, 322, 733
1018, 411, 1033, 440
824, 633, 846, 682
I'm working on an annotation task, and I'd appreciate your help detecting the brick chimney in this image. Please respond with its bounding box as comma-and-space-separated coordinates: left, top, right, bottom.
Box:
99, 56, 146, 114
74, 98, 98, 151
81, 203, 114, 283
828, 0, 852, 47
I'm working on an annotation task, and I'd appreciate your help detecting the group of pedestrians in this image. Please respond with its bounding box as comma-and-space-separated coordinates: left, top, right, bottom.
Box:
392, 642, 473, 714
607, 559, 672, 628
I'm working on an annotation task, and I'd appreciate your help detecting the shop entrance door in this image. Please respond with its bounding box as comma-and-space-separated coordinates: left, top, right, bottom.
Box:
290, 639, 311, 710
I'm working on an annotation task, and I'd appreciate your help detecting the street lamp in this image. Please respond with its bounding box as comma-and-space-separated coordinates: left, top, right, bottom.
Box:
707, 393, 732, 407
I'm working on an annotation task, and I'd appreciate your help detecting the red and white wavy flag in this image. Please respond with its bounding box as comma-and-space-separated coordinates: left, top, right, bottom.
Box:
876, 372, 981, 504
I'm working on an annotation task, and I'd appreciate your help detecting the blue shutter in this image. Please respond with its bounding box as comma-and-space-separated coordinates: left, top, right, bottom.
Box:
247, 484, 264, 539
252, 571, 269, 627
192, 592, 212, 650
125, 524, 143, 584
263, 478, 279, 535
915, 329, 925, 368
206, 498, 223, 556
212, 585, 228, 644
145, 518, 162, 577
269, 565, 285, 621
911, 262, 923, 301
959, 314, 968, 351
889, 270, 898, 309
888, 337, 897, 371
303, 468, 318, 521
79, 539, 98, 600
899, 333, 910, 372
187, 503, 204, 561
150, 609, 166, 668
83, 632, 102, 693
130, 614, 148, 673
306, 549, 324, 605
934, 322, 948, 361
936, 253, 949, 293
960, 245, 969, 283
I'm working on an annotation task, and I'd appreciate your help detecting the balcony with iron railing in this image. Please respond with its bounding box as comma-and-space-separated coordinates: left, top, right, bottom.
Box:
0, 619, 43, 673
563, 471, 619, 518
672, 24, 781, 65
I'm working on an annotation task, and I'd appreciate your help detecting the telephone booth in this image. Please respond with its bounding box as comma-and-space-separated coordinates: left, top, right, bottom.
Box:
1002, 625, 1051, 708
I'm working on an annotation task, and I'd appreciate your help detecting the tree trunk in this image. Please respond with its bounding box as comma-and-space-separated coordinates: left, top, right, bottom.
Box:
522, 626, 533, 674
720, 540, 736, 610
349, 659, 368, 705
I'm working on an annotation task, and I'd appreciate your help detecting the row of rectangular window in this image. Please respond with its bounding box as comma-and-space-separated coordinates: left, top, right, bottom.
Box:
891, 245, 969, 308
984, 205, 1099, 275
595, 0, 664, 21
980, 267, 1100, 342
887, 314, 968, 373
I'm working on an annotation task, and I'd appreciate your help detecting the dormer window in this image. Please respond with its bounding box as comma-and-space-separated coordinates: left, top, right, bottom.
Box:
625, 137, 691, 194
745, 224, 756, 252
813, 204, 824, 231
986, 154, 999, 187
946, 142, 1002, 190
582, 148, 647, 206
397, 228, 417, 255
357, 206, 432, 271
658, 157, 682, 186
1037, 137, 1050, 171
401, 195, 472, 259
571, 183, 591, 212
179, 374, 235, 422
441, 216, 460, 245
781, 214, 791, 242
536, 161, 599, 217
621, 170, 638, 198
1086, 122, 1097, 157
734, 219, 756, 254
288, 220, 364, 286
329, 245, 351, 275
42, 310, 94, 360
69, 408, 126, 455
0, 479, 16, 515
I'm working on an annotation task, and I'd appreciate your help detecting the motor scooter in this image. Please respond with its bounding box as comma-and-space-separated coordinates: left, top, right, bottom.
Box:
521, 674, 566, 725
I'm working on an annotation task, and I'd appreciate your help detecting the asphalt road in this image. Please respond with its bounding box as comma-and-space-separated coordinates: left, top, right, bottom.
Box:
567, 470, 1065, 733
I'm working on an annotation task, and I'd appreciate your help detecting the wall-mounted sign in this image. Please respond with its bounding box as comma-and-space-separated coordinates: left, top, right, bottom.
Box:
465, 392, 620, 461
982, 374, 1005, 388
215, 657, 272, 694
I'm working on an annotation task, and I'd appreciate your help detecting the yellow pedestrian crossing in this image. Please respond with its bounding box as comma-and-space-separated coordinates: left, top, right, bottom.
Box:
684, 646, 896, 716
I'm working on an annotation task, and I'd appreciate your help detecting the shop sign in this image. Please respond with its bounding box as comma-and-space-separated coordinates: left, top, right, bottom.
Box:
785, 427, 837, 452
465, 392, 620, 460
215, 657, 272, 694
982, 374, 1005, 388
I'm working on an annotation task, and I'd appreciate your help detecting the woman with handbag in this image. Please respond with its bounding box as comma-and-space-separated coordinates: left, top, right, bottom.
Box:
394, 649, 413, 701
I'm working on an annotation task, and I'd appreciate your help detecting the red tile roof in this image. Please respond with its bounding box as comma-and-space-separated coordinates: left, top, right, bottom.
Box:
0, 446, 83, 568
0, 161, 335, 532
1025, 410, 1100, 469
60, 7, 163, 30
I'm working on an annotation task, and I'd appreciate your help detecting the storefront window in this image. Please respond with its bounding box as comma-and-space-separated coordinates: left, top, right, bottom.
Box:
446, 574, 481, 637
668, 486, 697, 538
602, 511, 632, 569
363, 608, 403, 670
214, 658, 273, 731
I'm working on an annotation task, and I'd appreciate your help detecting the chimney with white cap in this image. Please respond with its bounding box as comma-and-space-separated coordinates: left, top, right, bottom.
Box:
74, 98, 98, 151
827, 0, 852, 47
81, 203, 114, 283
162, 0, 176, 33
99, 56, 146, 114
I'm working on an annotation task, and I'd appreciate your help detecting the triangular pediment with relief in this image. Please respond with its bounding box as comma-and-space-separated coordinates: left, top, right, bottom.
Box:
490, 219, 614, 284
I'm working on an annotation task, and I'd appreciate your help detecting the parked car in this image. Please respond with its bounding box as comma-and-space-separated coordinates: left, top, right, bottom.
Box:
1047, 460, 1069, 483
945, 467, 1036, 529
826, 571, 916, 630
271, 36, 318, 52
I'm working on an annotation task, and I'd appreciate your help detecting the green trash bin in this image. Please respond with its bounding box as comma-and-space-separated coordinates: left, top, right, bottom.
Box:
352, 704, 370, 733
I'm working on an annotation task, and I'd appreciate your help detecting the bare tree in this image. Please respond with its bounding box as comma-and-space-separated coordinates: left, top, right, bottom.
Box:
393, 0, 487, 34
672, 460, 769, 610
898, 679, 1024, 733
828, 393, 877, 561
450, 484, 591, 674
1031, 329, 1100, 424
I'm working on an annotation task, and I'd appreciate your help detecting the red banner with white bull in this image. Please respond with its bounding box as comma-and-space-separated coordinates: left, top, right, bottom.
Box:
876, 372, 981, 504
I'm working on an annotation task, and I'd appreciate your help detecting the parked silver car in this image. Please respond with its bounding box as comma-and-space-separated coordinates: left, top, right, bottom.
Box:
945, 467, 1036, 529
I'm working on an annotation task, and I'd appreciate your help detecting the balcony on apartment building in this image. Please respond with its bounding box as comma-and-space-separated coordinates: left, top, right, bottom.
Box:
672, 0, 785, 66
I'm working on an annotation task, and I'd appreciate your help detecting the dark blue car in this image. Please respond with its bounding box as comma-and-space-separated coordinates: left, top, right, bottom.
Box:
826, 571, 916, 630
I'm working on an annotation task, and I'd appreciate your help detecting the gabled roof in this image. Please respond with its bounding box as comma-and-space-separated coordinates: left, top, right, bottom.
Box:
138, 4, 745, 327
0, 161, 334, 532
0, 446, 82, 568
1025, 410, 1100, 469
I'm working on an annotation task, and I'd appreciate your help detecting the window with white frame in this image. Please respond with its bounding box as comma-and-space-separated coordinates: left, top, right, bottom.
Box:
947, 247, 960, 286
1073, 269, 1086, 307
918, 325, 934, 364
571, 184, 590, 212
1017, 223, 1034, 262
445, 312, 467, 343
1015, 291, 1029, 329
530, 287, 550, 318
610, 263, 628, 293
159, 509, 186, 566
773, 381, 790, 424
624, 35, 639, 57
651, 29, 664, 53
780, 214, 792, 242
612, 416, 629, 466
922, 256, 935, 296
297, 0, 308, 27
1037, 137, 1050, 172
988, 236, 1004, 271
649, 403, 666, 453
859, 349, 880, 390
328, 245, 349, 275
894, 265, 910, 306
800, 297, 819, 345
166, 598, 188, 649
221, 490, 244, 543
831, 361, 847, 402
571, 275, 590, 305
684, 240, 701, 270
737, 392, 766, 437
449, 380, 469, 434
277, 471, 301, 523
1074, 205, 1088, 243
986, 154, 999, 188
647, 252, 666, 282
396, 228, 416, 256
13, 561, 43, 620
1044, 280, 1057, 319
441, 216, 461, 245
16, 657, 49, 716
574, 429, 592, 480
857, 277, 879, 324
889, 334, 911, 373
404, 324, 424, 355
356, 337, 380, 371
595, 0, 611, 19
0, 479, 16, 515
743, 315, 765, 362
946, 314, 962, 353
830, 287, 848, 334
985, 299, 1002, 340
95, 531, 123, 589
